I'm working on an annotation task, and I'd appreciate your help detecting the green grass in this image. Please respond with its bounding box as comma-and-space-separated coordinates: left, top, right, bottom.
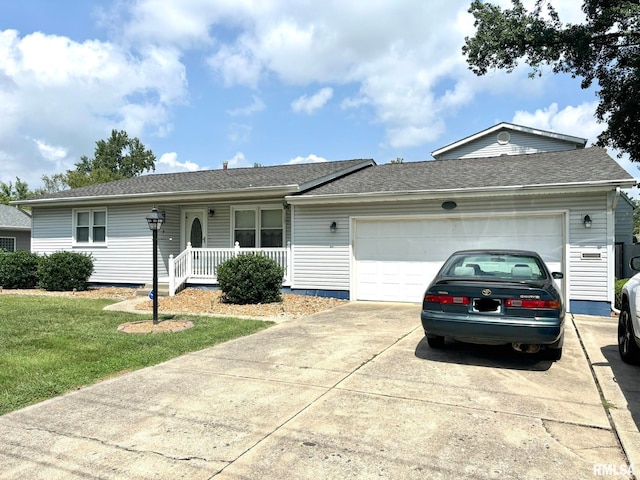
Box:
0, 295, 273, 415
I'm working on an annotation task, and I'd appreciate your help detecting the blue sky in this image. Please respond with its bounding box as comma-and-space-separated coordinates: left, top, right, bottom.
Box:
1, 0, 638, 195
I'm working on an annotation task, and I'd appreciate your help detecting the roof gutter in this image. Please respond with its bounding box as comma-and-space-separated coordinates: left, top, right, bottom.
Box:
11, 185, 300, 208
286, 180, 637, 205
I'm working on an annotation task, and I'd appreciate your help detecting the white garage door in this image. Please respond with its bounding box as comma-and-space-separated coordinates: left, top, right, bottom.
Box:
353, 215, 564, 303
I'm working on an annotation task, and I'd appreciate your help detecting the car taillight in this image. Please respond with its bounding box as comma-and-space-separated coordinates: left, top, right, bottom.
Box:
505, 299, 560, 309
425, 294, 470, 305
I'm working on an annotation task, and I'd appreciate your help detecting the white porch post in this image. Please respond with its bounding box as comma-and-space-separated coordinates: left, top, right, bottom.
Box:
285, 241, 291, 284
168, 254, 175, 296
186, 242, 193, 277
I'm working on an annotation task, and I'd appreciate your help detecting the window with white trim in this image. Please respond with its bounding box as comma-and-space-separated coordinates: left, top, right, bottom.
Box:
0, 237, 16, 252
233, 207, 283, 247
74, 209, 107, 244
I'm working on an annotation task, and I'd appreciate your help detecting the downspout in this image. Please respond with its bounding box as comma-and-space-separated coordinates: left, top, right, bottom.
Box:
611, 187, 621, 314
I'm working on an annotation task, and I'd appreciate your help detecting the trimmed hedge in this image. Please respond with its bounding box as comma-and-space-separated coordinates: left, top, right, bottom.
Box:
0, 251, 40, 289
217, 253, 284, 304
37, 251, 94, 291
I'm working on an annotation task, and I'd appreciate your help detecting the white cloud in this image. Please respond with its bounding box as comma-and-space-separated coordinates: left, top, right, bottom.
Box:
2, 0, 604, 188
512, 101, 640, 197
228, 123, 252, 143
193, 1, 488, 146
287, 154, 327, 164
291, 87, 333, 114
157, 152, 199, 172
225, 151, 250, 168
33, 139, 67, 163
227, 95, 266, 116
512, 101, 602, 145
0, 28, 187, 187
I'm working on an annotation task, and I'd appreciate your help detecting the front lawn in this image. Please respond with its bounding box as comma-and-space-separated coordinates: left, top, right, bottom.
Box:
0, 295, 273, 415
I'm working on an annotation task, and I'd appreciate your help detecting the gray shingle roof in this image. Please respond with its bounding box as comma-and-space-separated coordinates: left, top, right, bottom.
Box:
0, 205, 31, 229
23, 159, 374, 202
300, 147, 635, 196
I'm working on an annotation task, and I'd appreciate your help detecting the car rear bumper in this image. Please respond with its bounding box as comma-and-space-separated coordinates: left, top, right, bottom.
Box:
421, 311, 564, 345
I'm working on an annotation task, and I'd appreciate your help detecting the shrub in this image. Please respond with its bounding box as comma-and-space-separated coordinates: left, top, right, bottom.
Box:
616, 278, 630, 310
38, 251, 94, 291
217, 253, 284, 304
0, 251, 41, 289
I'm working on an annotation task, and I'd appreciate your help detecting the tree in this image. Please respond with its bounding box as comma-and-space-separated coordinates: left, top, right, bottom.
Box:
65, 130, 156, 188
390, 157, 404, 164
633, 199, 640, 240
463, 0, 640, 162
0, 178, 31, 204
35, 173, 68, 195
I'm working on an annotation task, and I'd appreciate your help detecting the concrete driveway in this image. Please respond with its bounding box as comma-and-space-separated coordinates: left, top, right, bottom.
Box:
0, 302, 637, 479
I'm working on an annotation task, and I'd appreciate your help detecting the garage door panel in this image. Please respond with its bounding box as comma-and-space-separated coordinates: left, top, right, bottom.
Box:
354, 216, 564, 302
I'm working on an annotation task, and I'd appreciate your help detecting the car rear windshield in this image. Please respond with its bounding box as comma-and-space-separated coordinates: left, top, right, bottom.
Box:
441, 253, 547, 281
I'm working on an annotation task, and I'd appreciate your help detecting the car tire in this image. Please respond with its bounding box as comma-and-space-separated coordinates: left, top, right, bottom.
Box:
618, 304, 640, 365
426, 335, 445, 348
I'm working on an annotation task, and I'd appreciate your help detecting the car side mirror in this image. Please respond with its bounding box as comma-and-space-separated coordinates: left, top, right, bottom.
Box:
552, 272, 564, 279
631, 257, 640, 271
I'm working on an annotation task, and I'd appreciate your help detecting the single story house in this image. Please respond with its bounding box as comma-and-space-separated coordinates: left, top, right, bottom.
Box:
0, 204, 31, 252
13, 124, 637, 315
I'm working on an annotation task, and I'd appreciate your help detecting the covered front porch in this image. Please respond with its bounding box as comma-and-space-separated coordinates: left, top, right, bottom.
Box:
163, 242, 292, 296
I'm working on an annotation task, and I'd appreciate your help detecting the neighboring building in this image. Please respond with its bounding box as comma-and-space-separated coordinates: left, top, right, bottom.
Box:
616, 192, 639, 279
0, 204, 31, 252
13, 124, 637, 315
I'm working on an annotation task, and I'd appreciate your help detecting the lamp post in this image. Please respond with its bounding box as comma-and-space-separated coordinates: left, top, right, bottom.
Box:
146, 207, 164, 324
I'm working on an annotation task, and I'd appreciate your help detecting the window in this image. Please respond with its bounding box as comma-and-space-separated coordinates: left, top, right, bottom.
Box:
233, 208, 283, 247
443, 253, 545, 280
74, 209, 107, 244
261, 209, 283, 247
0, 237, 16, 252
234, 210, 256, 247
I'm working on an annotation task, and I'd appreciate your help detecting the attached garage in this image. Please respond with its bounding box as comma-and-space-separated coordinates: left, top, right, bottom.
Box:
352, 213, 565, 303
289, 143, 635, 316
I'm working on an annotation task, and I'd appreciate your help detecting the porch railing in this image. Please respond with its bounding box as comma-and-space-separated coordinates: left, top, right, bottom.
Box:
168, 241, 291, 296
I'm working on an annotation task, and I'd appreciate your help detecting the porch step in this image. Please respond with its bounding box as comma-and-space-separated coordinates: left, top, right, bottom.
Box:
137, 282, 170, 297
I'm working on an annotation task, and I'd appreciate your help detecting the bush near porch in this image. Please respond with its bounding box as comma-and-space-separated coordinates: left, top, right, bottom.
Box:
217, 253, 284, 305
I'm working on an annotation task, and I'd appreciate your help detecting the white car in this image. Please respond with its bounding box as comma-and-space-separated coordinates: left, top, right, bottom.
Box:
619, 257, 640, 364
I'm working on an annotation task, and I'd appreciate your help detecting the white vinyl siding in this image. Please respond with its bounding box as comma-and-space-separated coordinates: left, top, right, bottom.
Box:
436, 130, 581, 160
292, 191, 613, 305
32, 205, 177, 284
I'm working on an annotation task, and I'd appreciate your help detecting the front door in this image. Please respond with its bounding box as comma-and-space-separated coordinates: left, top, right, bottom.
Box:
184, 210, 206, 248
